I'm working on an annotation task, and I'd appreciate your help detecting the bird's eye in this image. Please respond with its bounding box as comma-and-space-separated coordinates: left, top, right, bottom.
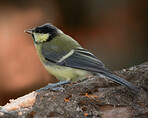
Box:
35, 27, 40, 33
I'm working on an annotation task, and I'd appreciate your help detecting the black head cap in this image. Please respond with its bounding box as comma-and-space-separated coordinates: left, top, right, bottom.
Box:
34, 23, 58, 41
34, 23, 57, 33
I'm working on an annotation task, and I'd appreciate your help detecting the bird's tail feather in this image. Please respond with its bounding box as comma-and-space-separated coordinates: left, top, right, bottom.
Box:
101, 72, 139, 93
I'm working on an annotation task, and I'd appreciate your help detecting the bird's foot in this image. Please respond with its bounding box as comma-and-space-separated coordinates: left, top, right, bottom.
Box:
36, 80, 71, 92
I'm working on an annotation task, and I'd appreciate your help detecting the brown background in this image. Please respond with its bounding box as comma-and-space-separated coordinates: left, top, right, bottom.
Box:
0, 0, 147, 105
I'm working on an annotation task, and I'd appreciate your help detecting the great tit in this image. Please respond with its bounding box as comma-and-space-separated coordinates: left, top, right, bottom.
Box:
25, 23, 138, 92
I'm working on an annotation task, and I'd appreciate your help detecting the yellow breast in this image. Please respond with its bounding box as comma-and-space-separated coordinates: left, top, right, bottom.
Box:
44, 64, 91, 81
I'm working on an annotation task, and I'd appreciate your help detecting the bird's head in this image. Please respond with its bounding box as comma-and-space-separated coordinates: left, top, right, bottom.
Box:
25, 23, 62, 44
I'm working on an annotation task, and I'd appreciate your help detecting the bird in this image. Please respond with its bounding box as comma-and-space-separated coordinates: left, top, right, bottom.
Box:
25, 23, 138, 92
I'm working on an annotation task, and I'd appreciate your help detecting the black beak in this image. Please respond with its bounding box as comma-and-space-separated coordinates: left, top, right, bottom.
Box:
24, 29, 33, 34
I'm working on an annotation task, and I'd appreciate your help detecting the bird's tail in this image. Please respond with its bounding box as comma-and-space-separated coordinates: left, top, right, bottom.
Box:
101, 72, 139, 93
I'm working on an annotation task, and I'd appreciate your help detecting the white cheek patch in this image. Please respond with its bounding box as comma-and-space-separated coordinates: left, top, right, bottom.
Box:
34, 33, 50, 42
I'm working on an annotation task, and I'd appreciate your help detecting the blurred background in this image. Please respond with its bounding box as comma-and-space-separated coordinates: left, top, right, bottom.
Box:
0, 0, 147, 105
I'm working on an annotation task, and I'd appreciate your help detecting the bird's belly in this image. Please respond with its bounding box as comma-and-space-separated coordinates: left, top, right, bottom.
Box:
44, 64, 91, 81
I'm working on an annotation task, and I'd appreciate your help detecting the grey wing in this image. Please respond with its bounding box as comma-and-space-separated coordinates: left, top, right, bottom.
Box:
42, 45, 110, 73
58, 48, 110, 73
